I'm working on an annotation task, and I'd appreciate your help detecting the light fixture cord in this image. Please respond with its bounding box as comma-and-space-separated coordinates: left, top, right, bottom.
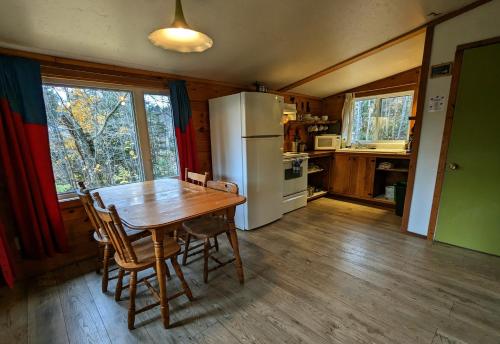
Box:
171, 0, 189, 28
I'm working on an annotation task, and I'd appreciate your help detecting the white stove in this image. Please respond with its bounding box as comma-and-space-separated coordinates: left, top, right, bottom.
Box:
282, 152, 309, 214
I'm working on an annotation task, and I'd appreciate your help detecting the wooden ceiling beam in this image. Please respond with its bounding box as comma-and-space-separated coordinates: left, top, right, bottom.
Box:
278, 0, 492, 93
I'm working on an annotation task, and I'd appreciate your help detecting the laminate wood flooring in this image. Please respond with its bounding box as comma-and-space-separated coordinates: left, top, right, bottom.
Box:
1, 198, 499, 344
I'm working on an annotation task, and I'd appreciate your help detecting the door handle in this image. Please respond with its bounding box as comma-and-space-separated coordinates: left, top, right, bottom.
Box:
448, 162, 459, 170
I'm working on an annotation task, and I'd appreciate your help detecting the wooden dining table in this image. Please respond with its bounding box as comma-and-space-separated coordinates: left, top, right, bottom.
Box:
95, 178, 246, 328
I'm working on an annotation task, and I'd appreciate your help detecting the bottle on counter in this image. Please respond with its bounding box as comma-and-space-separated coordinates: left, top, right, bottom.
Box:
291, 134, 300, 152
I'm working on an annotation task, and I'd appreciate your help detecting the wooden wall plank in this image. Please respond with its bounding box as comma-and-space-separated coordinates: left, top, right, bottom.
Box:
0, 47, 323, 279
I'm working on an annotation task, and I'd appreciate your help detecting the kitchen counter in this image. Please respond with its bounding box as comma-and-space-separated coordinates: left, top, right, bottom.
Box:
335, 150, 412, 159
305, 150, 335, 158
304, 150, 411, 159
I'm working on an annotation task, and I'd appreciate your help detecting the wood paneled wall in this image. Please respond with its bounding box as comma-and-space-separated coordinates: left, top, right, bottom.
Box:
0, 48, 323, 279
186, 81, 247, 174
1, 47, 416, 280
323, 67, 421, 121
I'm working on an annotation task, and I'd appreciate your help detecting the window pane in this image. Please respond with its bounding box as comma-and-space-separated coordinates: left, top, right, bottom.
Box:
351, 98, 377, 142
351, 94, 412, 142
379, 95, 412, 140
43, 85, 143, 193
144, 94, 179, 179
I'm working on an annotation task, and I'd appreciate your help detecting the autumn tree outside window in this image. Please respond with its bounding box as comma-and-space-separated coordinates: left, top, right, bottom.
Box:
42, 81, 179, 195
351, 91, 414, 144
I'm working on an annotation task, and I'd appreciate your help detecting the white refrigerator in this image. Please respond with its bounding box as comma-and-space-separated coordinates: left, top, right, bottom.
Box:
209, 92, 284, 230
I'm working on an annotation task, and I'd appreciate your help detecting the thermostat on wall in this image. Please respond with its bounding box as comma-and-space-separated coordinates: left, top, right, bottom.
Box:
428, 95, 446, 112
430, 62, 453, 78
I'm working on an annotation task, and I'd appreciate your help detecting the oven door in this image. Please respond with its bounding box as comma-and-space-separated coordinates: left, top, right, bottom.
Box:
283, 158, 308, 197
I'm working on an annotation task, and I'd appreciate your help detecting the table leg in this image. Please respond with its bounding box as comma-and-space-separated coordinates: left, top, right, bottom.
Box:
226, 206, 244, 284
152, 229, 169, 328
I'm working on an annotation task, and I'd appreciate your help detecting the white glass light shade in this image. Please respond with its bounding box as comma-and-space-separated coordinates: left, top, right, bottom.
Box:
148, 0, 213, 53
148, 27, 213, 53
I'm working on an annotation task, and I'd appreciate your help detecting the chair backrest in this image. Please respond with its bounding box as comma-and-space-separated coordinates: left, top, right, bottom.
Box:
92, 195, 138, 264
184, 168, 209, 186
207, 180, 238, 195
76, 185, 107, 240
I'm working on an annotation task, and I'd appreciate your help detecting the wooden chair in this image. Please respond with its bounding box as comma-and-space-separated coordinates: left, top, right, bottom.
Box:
178, 169, 219, 261
92, 197, 193, 330
76, 182, 148, 293
182, 180, 241, 283
184, 168, 209, 186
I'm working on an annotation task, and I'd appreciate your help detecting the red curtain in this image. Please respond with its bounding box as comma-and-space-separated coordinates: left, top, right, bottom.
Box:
0, 56, 68, 286
168, 80, 198, 180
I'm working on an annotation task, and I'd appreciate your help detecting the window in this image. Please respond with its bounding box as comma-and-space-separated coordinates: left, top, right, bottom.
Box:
43, 82, 178, 194
144, 94, 179, 179
351, 91, 413, 143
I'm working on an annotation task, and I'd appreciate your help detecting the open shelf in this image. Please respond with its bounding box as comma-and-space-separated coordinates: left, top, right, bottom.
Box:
373, 195, 396, 205
307, 168, 325, 175
307, 190, 328, 201
286, 120, 338, 125
376, 168, 409, 173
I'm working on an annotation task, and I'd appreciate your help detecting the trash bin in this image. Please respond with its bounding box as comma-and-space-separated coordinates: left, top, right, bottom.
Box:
395, 181, 407, 216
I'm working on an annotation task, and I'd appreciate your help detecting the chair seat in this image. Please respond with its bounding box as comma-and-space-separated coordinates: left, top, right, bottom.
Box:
93, 226, 147, 244
182, 216, 228, 239
114, 236, 181, 271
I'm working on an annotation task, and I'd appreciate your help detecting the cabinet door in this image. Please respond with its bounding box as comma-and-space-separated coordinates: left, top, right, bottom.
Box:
331, 154, 351, 195
352, 156, 376, 198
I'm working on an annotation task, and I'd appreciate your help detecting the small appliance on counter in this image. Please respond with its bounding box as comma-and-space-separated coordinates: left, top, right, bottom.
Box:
314, 134, 341, 150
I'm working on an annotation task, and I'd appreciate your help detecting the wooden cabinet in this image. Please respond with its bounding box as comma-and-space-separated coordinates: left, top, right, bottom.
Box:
352, 156, 376, 198
330, 154, 376, 198
330, 152, 411, 208
330, 154, 351, 194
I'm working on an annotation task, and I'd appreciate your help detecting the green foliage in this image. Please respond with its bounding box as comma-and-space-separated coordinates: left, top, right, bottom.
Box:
351, 95, 412, 142
43, 86, 178, 193
145, 94, 179, 179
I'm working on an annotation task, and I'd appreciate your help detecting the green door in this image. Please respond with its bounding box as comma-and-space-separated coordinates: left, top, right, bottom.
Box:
435, 42, 500, 256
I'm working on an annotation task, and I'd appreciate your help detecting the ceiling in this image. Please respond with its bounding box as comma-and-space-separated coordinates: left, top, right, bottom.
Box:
291, 32, 426, 97
0, 0, 476, 97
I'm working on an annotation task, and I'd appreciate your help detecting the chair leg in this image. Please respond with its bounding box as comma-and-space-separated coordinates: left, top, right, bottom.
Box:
95, 243, 102, 274
203, 238, 210, 284
182, 234, 191, 266
170, 258, 194, 301
214, 235, 219, 252
102, 244, 112, 293
128, 271, 137, 330
115, 268, 124, 302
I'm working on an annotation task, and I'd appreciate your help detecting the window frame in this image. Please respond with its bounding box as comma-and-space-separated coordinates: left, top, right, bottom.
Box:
42, 77, 175, 199
351, 90, 414, 144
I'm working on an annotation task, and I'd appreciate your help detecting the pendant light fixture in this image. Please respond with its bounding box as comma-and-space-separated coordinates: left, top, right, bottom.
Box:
148, 0, 213, 53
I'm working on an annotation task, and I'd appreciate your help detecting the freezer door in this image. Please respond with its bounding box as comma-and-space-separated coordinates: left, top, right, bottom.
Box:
241, 92, 283, 137
239, 136, 283, 230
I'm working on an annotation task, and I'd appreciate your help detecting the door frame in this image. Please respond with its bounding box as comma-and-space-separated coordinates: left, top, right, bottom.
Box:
427, 36, 500, 240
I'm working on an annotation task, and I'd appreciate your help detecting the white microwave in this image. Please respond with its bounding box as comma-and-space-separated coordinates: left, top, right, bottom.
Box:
314, 134, 341, 150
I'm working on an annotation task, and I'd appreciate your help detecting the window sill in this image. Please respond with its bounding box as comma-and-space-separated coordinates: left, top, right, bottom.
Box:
58, 195, 80, 209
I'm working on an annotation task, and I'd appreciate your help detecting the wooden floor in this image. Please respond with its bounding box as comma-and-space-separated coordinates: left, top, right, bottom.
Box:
2, 198, 500, 344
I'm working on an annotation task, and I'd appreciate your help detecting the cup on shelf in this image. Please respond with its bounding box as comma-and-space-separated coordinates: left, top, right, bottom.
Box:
321, 115, 329, 121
